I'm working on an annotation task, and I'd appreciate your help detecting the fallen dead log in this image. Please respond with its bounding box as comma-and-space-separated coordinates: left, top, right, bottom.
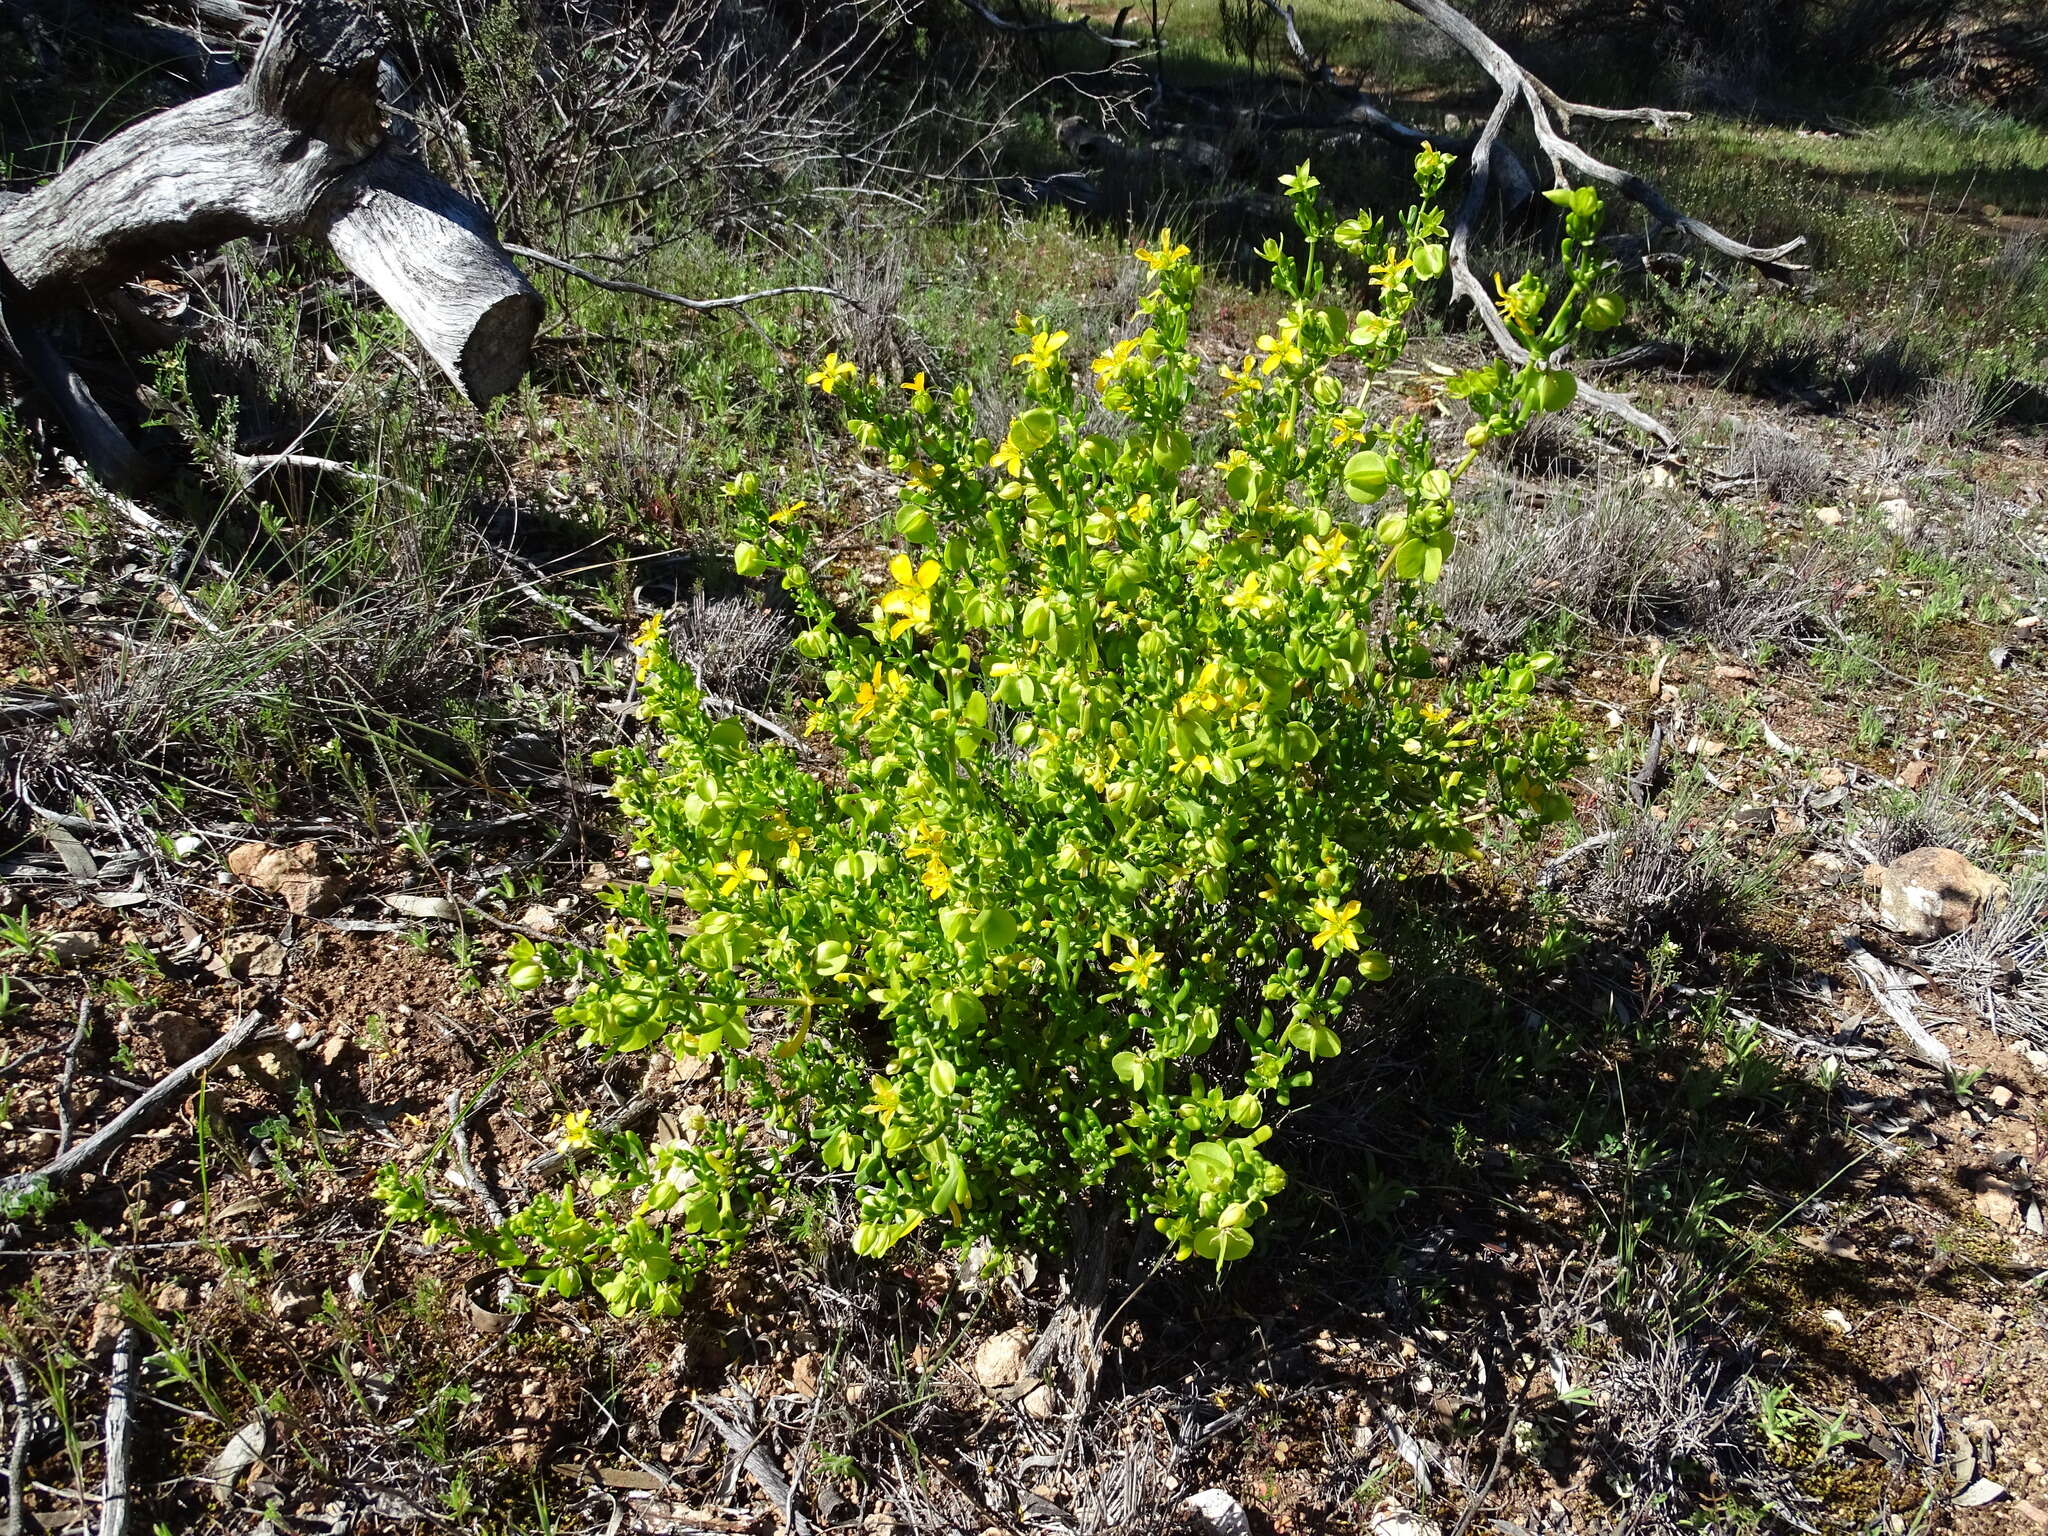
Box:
0, 0, 540, 483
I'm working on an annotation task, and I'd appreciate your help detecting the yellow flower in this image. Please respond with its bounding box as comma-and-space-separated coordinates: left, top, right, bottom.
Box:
710, 847, 770, 896
631, 614, 663, 682
901, 821, 953, 898
1092, 335, 1152, 387
1309, 897, 1362, 953
1109, 938, 1164, 990
1012, 329, 1071, 374
901, 372, 928, 395
1222, 572, 1280, 617
989, 437, 1027, 478
1256, 316, 1306, 375
765, 812, 811, 864
1278, 162, 1321, 197
879, 554, 941, 639
1135, 228, 1190, 272
805, 352, 858, 394
863, 1074, 902, 1127
1302, 529, 1354, 583
851, 662, 887, 721
1350, 310, 1395, 348
1493, 272, 1544, 328
769, 500, 807, 524
1220, 356, 1264, 398
555, 1110, 595, 1152
1369, 254, 1413, 294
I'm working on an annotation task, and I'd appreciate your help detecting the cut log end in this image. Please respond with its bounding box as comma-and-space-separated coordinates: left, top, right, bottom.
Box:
461, 289, 545, 407
320, 151, 542, 407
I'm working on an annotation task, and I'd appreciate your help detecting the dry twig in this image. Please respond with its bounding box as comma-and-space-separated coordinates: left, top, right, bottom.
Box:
99, 1328, 139, 1536
0, 1012, 267, 1205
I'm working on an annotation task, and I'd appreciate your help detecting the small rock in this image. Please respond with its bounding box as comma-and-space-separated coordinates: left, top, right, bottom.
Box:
48, 930, 103, 963
518, 904, 560, 933
0, 885, 23, 915
1990, 646, 2014, 672
86, 1299, 125, 1355
790, 1352, 824, 1399
1877, 496, 1917, 538
231, 1040, 301, 1093
1180, 1489, 1251, 1536
227, 842, 348, 917
1814, 506, 1845, 526
1876, 847, 2009, 942
1989, 1084, 2015, 1111
217, 932, 287, 981
973, 1329, 1029, 1390
1975, 1175, 2022, 1229
383, 893, 457, 920
205, 1418, 268, 1498
1019, 1380, 1056, 1419
141, 1009, 212, 1061
1713, 664, 1756, 682
269, 1283, 319, 1323
1900, 759, 1934, 790
1817, 764, 1847, 788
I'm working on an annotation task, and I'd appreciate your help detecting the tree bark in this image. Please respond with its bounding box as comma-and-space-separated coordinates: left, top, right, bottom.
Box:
0, 0, 540, 439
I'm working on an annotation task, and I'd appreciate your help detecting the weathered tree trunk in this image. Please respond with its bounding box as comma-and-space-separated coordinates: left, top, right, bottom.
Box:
0, 0, 539, 484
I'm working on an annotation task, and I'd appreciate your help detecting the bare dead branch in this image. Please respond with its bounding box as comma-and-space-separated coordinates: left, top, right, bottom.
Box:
99, 1327, 140, 1536
955, 0, 1142, 49
1445, 81, 1678, 444
502, 241, 857, 315
1392, 0, 1806, 276
0, 0, 540, 479
1259, 0, 1534, 210
3, 1358, 28, 1536
694, 1399, 816, 1536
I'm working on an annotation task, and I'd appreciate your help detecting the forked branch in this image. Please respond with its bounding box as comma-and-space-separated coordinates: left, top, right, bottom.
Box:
1264, 0, 1807, 442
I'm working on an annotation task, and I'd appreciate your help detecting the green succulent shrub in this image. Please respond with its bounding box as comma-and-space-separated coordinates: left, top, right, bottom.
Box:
381, 155, 1613, 1314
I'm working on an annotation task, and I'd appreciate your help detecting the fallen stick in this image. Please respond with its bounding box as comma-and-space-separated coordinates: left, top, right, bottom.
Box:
0, 1012, 266, 1204
503, 243, 853, 317
1535, 828, 1618, 889
100, 1327, 139, 1536
521, 1093, 658, 1182
56, 998, 90, 1157
1842, 937, 1950, 1069
693, 1400, 814, 1536
4, 1358, 28, 1536
445, 1089, 504, 1224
